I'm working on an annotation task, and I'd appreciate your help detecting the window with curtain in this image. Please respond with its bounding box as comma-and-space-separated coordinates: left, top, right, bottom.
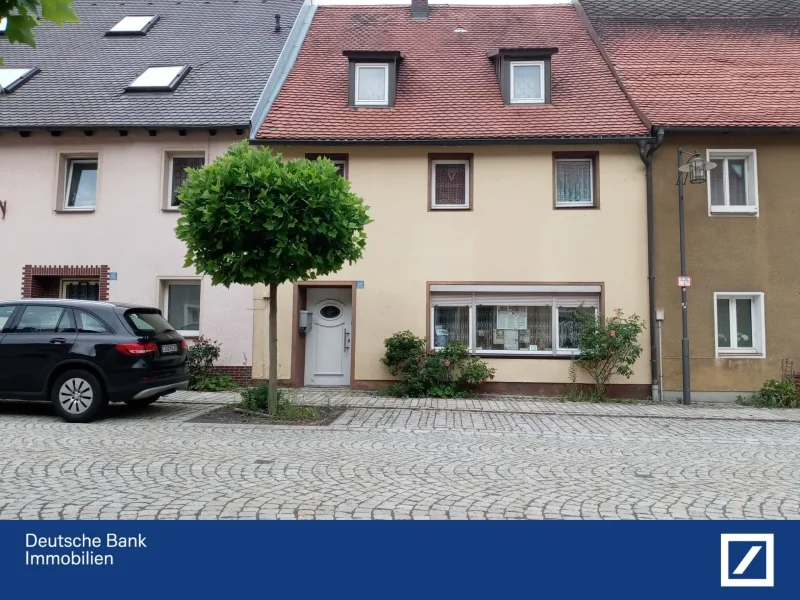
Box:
431, 159, 469, 208
555, 158, 594, 206
708, 151, 757, 213
169, 155, 205, 208
355, 64, 388, 105
510, 61, 544, 103
431, 286, 600, 356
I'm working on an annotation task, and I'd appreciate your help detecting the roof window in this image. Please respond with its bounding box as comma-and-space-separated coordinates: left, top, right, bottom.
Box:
487, 48, 558, 105
107, 15, 159, 35
0, 68, 39, 93
126, 66, 190, 92
344, 51, 403, 108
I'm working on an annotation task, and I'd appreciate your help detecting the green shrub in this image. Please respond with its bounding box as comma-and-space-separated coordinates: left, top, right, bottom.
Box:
191, 375, 239, 392
569, 308, 645, 399
738, 361, 799, 408
186, 336, 223, 389
379, 331, 495, 398
238, 386, 316, 420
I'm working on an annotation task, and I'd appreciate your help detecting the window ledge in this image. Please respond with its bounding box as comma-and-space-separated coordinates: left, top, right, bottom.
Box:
555, 203, 596, 209
710, 207, 758, 216
56, 208, 95, 213
162, 207, 180, 213
716, 350, 764, 359
474, 353, 578, 360
431, 205, 470, 211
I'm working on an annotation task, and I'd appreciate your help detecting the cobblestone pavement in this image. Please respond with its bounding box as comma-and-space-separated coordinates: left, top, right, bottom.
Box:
0, 392, 798, 520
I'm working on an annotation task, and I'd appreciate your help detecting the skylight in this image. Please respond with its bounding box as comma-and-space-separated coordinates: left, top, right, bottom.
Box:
107, 15, 159, 35
0, 17, 7, 34
0, 68, 38, 93
126, 66, 189, 92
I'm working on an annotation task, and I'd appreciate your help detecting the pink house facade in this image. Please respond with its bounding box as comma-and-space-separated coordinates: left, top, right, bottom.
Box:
0, 0, 307, 375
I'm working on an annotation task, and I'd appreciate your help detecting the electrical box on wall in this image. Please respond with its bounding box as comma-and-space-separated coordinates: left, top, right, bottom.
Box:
299, 311, 313, 333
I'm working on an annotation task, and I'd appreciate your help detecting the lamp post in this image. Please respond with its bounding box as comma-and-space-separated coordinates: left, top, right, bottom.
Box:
676, 148, 716, 405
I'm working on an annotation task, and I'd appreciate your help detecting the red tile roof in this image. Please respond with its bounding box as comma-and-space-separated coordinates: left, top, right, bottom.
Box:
255, 6, 649, 142
596, 18, 800, 128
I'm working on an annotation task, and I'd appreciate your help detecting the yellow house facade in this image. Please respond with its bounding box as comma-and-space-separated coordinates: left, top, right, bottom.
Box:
249, 3, 655, 397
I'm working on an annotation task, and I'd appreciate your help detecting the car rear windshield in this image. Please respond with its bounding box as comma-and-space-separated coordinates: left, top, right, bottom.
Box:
124, 310, 175, 336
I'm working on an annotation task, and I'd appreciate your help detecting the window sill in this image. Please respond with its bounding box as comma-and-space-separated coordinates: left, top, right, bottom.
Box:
56, 208, 95, 213
474, 352, 578, 360
555, 203, 596, 209
162, 207, 180, 212
431, 205, 470, 211
710, 207, 758, 216
716, 350, 764, 359
179, 332, 200, 339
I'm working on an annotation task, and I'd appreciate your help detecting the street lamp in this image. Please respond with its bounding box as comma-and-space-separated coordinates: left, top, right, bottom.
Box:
676, 148, 716, 405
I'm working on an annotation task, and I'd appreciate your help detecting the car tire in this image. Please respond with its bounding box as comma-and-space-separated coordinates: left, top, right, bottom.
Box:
50, 370, 108, 423
124, 395, 160, 407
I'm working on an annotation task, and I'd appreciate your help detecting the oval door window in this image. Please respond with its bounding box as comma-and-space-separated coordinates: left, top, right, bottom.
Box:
319, 304, 342, 320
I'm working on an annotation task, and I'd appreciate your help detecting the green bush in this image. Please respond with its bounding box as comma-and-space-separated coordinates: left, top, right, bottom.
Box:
186, 336, 223, 389
238, 386, 316, 420
191, 375, 239, 392
739, 361, 799, 408
379, 331, 495, 398
570, 308, 646, 399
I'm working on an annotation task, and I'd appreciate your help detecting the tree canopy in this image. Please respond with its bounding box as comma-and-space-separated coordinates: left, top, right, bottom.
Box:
0, 0, 79, 62
175, 141, 371, 287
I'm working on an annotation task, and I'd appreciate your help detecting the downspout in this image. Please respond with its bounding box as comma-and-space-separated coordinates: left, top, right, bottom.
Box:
638, 128, 665, 401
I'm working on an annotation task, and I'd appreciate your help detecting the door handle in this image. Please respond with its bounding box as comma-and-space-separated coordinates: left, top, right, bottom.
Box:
344, 330, 351, 351
49, 337, 68, 344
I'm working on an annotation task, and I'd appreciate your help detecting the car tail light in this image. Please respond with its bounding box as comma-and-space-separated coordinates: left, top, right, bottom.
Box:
180, 339, 187, 349
116, 342, 158, 356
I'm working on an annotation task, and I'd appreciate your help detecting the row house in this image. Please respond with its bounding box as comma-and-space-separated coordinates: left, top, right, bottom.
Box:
582, 0, 800, 401
249, 1, 654, 396
0, 0, 306, 378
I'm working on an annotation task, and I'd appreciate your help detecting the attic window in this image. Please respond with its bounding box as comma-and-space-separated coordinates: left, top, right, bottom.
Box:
487, 48, 557, 106
107, 15, 159, 35
510, 61, 545, 104
126, 66, 190, 92
0, 17, 7, 34
0, 68, 39, 93
344, 50, 403, 108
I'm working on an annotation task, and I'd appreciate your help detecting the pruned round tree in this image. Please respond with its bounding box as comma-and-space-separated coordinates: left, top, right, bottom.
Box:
175, 141, 371, 413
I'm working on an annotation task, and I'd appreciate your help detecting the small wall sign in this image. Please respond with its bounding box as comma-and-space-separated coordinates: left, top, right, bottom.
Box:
356, 281, 364, 289
677, 276, 692, 288
109, 272, 118, 281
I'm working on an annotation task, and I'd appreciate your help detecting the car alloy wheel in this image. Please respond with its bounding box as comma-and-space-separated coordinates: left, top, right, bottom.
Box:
59, 377, 94, 414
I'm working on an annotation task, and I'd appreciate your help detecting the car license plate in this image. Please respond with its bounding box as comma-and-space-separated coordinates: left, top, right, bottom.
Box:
161, 343, 179, 354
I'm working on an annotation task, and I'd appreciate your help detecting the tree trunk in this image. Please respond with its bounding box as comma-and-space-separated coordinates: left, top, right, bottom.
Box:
268, 281, 278, 415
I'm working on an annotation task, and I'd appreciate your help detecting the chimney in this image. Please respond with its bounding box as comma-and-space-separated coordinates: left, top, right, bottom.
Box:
274, 13, 282, 33
411, 0, 428, 20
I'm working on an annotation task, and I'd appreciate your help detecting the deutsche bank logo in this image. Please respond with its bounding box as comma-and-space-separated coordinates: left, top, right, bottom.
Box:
720, 534, 774, 587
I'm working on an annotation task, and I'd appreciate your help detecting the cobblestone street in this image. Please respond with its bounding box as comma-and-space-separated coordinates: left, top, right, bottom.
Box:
0, 391, 798, 520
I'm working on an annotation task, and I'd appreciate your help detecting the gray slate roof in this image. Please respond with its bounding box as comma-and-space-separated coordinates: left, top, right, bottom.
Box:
0, 0, 304, 129
579, 0, 800, 19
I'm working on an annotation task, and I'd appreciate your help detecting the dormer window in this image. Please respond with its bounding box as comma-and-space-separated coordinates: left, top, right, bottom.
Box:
355, 64, 389, 106
344, 51, 403, 108
487, 48, 557, 106
510, 61, 545, 104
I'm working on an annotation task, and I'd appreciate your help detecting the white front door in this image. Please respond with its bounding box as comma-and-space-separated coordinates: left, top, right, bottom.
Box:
304, 288, 352, 387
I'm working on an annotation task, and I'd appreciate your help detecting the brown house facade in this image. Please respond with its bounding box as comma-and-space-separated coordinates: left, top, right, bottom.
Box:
583, 0, 800, 400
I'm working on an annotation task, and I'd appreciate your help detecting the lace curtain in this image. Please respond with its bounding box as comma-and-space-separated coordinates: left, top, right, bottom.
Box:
556, 160, 592, 204
512, 64, 542, 100
357, 66, 387, 102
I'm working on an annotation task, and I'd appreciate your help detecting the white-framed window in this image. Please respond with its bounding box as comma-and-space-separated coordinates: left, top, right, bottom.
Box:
707, 150, 758, 215
162, 280, 201, 337
555, 157, 595, 207
354, 63, 389, 106
431, 159, 470, 209
510, 61, 545, 104
167, 154, 205, 209
64, 157, 99, 210
430, 284, 600, 356
714, 292, 765, 358
127, 66, 189, 92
